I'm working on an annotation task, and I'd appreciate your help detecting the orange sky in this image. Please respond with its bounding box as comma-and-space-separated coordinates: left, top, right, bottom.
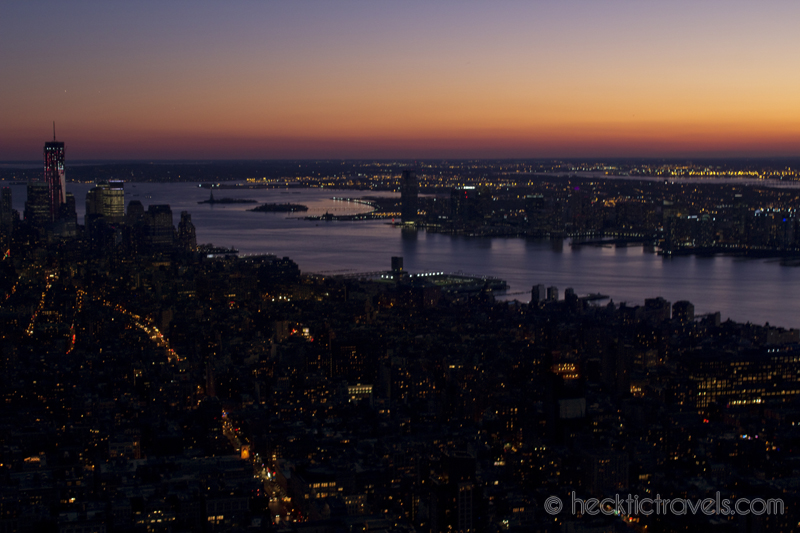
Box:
1, 1, 799, 159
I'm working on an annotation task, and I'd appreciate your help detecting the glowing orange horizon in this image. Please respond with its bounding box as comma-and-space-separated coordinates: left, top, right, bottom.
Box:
2, 2, 799, 160
4, 121, 797, 160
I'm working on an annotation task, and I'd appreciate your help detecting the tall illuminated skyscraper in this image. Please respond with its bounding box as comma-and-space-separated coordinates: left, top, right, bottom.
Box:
44, 123, 66, 221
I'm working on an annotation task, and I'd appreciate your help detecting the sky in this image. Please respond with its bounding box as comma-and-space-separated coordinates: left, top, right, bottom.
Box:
1, 1, 799, 160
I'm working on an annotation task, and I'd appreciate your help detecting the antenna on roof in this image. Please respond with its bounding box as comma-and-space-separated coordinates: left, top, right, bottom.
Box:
53, 121, 56, 141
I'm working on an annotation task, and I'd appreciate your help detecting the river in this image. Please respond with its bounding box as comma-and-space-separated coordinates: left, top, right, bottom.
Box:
6, 181, 798, 329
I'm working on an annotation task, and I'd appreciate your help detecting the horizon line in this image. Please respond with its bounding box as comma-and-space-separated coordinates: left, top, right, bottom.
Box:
3, 155, 800, 165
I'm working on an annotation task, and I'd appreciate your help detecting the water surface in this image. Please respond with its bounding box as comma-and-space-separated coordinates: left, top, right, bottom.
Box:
7, 182, 797, 329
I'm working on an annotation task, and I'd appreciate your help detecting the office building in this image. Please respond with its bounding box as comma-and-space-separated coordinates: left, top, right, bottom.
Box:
54, 192, 78, 238
400, 169, 418, 223
451, 186, 492, 224
0, 188, 12, 246
583, 449, 629, 494
430, 451, 477, 533
391, 256, 404, 273
531, 284, 545, 304
546, 286, 559, 302
24, 182, 51, 233
104, 180, 125, 221
146, 204, 175, 248
430, 451, 476, 533
126, 200, 145, 223
86, 181, 125, 224
688, 346, 800, 409
177, 211, 197, 251
451, 186, 477, 222
0, 188, 11, 225
673, 300, 695, 323
43, 127, 66, 221
644, 296, 671, 323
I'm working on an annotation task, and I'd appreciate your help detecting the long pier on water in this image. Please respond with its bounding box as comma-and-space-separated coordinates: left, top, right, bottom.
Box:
309, 270, 508, 293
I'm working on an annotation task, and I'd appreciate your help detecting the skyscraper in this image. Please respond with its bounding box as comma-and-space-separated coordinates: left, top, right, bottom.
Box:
85, 180, 125, 224
0, 188, 11, 227
54, 192, 78, 238
104, 180, 125, 222
0, 188, 12, 247
145, 204, 175, 248
400, 169, 419, 223
24, 182, 51, 233
430, 451, 476, 533
177, 211, 197, 251
531, 284, 545, 304
451, 186, 478, 223
44, 124, 66, 222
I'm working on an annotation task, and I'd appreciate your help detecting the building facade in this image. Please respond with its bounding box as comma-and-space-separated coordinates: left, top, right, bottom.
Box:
400, 170, 418, 223
43, 137, 66, 221
86, 180, 125, 224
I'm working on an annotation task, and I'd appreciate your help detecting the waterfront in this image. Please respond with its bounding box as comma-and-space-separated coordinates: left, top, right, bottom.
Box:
8, 181, 799, 329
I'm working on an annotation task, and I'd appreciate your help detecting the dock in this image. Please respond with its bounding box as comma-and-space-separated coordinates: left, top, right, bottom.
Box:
311, 270, 508, 294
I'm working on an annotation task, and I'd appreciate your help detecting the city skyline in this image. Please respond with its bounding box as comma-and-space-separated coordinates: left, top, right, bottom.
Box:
2, 1, 799, 160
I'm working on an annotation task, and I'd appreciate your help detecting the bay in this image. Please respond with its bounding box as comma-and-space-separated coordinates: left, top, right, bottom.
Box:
7, 181, 798, 329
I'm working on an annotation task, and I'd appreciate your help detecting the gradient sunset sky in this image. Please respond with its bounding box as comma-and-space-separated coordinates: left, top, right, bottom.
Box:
2, 1, 799, 160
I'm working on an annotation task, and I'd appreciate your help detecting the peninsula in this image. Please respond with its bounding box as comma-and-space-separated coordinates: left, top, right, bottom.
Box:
248, 202, 308, 213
